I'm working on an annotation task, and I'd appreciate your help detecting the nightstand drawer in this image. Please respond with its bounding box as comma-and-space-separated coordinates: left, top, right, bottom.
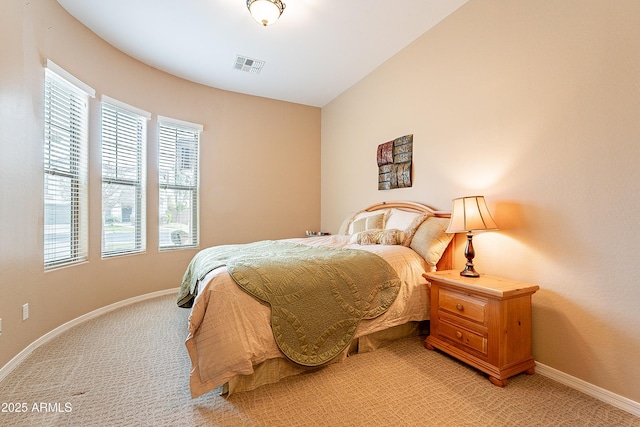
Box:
439, 288, 487, 324
439, 319, 488, 355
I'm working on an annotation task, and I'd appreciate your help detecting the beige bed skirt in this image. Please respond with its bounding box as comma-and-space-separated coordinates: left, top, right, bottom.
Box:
221, 321, 426, 395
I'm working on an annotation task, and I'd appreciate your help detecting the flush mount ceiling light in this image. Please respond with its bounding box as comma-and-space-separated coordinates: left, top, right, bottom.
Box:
247, 0, 286, 27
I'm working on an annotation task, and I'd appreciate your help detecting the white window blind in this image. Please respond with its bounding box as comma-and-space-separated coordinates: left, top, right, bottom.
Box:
43, 64, 93, 269
101, 98, 149, 257
158, 117, 201, 250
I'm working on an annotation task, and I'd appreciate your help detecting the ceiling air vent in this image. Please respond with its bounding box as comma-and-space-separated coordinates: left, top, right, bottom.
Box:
234, 55, 265, 74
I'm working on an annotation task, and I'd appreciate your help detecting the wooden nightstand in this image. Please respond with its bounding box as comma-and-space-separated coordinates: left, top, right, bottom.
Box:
423, 270, 539, 387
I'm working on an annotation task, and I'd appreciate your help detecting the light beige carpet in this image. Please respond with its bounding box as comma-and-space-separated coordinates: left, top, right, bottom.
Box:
0, 293, 638, 427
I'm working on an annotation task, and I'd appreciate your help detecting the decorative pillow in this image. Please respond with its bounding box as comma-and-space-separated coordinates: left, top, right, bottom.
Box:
349, 229, 405, 245
340, 210, 388, 235
384, 209, 431, 246
351, 213, 385, 234
338, 212, 358, 235
350, 229, 381, 245
378, 229, 404, 245
410, 217, 454, 271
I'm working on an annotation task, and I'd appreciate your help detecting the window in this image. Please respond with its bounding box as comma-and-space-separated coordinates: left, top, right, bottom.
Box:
101, 96, 149, 257
158, 117, 201, 250
44, 60, 94, 269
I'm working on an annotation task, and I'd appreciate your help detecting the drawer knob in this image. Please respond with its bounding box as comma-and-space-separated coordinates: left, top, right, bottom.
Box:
456, 331, 463, 339
456, 303, 464, 311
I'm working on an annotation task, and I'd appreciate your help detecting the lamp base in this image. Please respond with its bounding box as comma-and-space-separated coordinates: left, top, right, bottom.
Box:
461, 232, 480, 277
460, 264, 480, 278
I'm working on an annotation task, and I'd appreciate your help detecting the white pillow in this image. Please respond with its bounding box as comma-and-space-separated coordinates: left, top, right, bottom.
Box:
384, 209, 431, 246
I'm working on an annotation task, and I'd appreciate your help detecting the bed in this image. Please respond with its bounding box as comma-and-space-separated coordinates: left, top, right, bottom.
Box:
179, 201, 455, 398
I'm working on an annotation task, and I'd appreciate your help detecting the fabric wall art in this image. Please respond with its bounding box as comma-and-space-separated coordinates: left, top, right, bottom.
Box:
377, 134, 413, 190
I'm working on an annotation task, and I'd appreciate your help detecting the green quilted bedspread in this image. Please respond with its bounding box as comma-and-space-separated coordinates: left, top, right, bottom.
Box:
177, 240, 401, 366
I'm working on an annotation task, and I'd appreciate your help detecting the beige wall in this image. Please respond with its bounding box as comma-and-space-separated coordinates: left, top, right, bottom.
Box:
0, 0, 320, 368
322, 0, 640, 403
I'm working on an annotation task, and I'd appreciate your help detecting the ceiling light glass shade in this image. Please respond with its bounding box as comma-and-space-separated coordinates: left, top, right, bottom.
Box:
247, 0, 286, 26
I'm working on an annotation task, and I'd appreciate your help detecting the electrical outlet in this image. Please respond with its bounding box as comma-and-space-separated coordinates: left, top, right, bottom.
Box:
0, 317, 3, 335
22, 303, 29, 321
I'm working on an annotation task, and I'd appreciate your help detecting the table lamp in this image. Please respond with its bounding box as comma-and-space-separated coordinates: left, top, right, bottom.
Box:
446, 196, 498, 277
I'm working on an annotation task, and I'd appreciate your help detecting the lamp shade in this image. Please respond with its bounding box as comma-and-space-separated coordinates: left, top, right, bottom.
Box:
446, 196, 498, 233
247, 0, 285, 26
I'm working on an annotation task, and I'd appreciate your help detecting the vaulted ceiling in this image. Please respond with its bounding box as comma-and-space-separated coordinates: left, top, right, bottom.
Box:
57, 0, 468, 107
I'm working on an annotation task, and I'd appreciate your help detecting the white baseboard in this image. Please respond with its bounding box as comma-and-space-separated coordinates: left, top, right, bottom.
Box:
0, 288, 179, 384
536, 362, 640, 417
